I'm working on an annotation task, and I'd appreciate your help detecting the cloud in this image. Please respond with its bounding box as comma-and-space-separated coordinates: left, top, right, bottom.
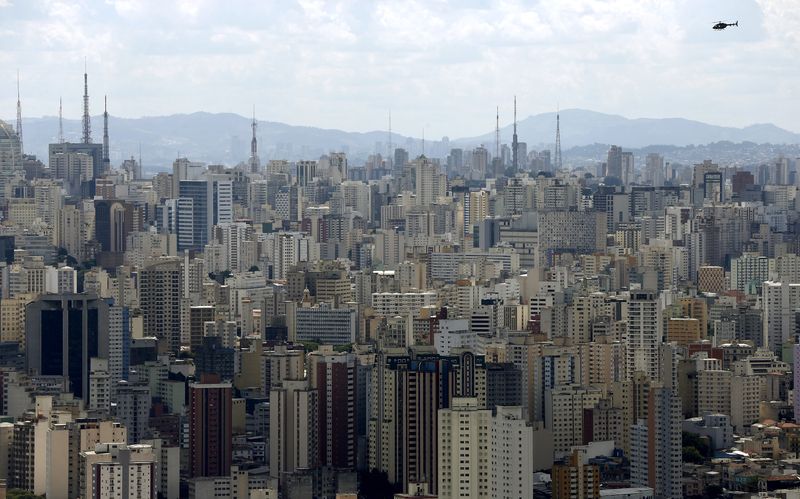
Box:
0, 0, 797, 138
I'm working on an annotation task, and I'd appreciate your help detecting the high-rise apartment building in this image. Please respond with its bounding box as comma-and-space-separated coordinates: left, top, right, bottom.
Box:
552, 448, 600, 499
762, 281, 800, 352
139, 259, 183, 353
269, 378, 318, 480
730, 253, 770, 294
629, 386, 681, 499
437, 397, 491, 499
626, 291, 662, 382
309, 348, 358, 469
490, 406, 533, 499
116, 382, 151, 444
414, 156, 447, 207
189, 376, 233, 478
369, 350, 485, 494
0, 120, 23, 203
79, 443, 156, 499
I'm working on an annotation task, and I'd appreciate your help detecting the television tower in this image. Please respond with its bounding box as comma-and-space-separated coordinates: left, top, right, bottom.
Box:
16, 70, 23, 154
554, 106, 562, 171
58, 97, 64, 144
249, 106, 260, 173
511, 96, 518, 173
495, 106, 500, 160
82, 60, 91, 144
103, 95, 110, 171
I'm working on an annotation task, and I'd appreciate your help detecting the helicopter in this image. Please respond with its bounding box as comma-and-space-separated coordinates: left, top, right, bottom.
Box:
713, 21, 738, 30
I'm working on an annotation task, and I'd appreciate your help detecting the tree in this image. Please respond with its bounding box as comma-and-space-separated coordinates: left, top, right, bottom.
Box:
358, 469, 399, 499
298, 341, 320, 353
682, 445, 704, 464
8, 490, 46, 499
248, 265, 260, 272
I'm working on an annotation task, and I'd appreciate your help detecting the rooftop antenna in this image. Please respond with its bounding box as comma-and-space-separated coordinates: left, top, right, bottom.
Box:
82, 57, 91, 144
512, 96, 518, 174
554, 104, 562, 171
388, 110, 392, 168
422, 127, 425, 156
58, 97, 64, 144
16, 69, 23, 155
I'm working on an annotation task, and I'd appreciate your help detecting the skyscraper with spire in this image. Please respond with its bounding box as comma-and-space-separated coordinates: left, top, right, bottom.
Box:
511, 96, 519, 174
82, 63, 92, 144
103, 95, 110, 173
249, 107, 260, 173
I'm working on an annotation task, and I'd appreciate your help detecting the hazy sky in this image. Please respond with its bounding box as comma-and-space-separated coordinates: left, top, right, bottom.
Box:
0, 0, 797, 138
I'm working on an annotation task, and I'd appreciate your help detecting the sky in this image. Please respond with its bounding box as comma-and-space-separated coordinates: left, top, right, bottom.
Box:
0, 0, 797, 138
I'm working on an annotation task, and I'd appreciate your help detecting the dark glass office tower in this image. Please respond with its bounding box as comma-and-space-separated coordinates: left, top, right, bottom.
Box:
25, 293, 109, 400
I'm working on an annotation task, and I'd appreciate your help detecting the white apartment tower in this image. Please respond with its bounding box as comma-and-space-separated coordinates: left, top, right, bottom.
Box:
763, 281, 800, 352
626, 291, 662, 382
490, 406, 533, 499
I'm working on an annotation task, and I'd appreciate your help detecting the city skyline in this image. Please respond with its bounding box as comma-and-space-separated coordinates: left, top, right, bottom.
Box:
1, 0, 797, 138
2, 1, 800, 498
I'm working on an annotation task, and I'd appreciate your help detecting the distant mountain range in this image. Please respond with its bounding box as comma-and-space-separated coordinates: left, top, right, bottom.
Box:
460, 109, 800, 149
8, 109, 800, 173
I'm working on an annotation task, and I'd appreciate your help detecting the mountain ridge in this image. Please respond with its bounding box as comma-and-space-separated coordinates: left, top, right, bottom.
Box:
8, 109, 799, 170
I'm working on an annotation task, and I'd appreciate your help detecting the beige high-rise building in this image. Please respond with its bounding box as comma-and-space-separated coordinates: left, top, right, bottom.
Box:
545, 385, 603, 458
0, 293, 34, 346
262, 344, 306, 391
581, 338, 626, 389
59, 203, 84, 260
414, 157, 447, 207
437, 397, 491, 499
269, 379, 318, 480
465, 190, 489, 236
696, 369, 763, 432
730, 374, 764, 432
773, 254, 800, 283
47, 419, 128, 499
